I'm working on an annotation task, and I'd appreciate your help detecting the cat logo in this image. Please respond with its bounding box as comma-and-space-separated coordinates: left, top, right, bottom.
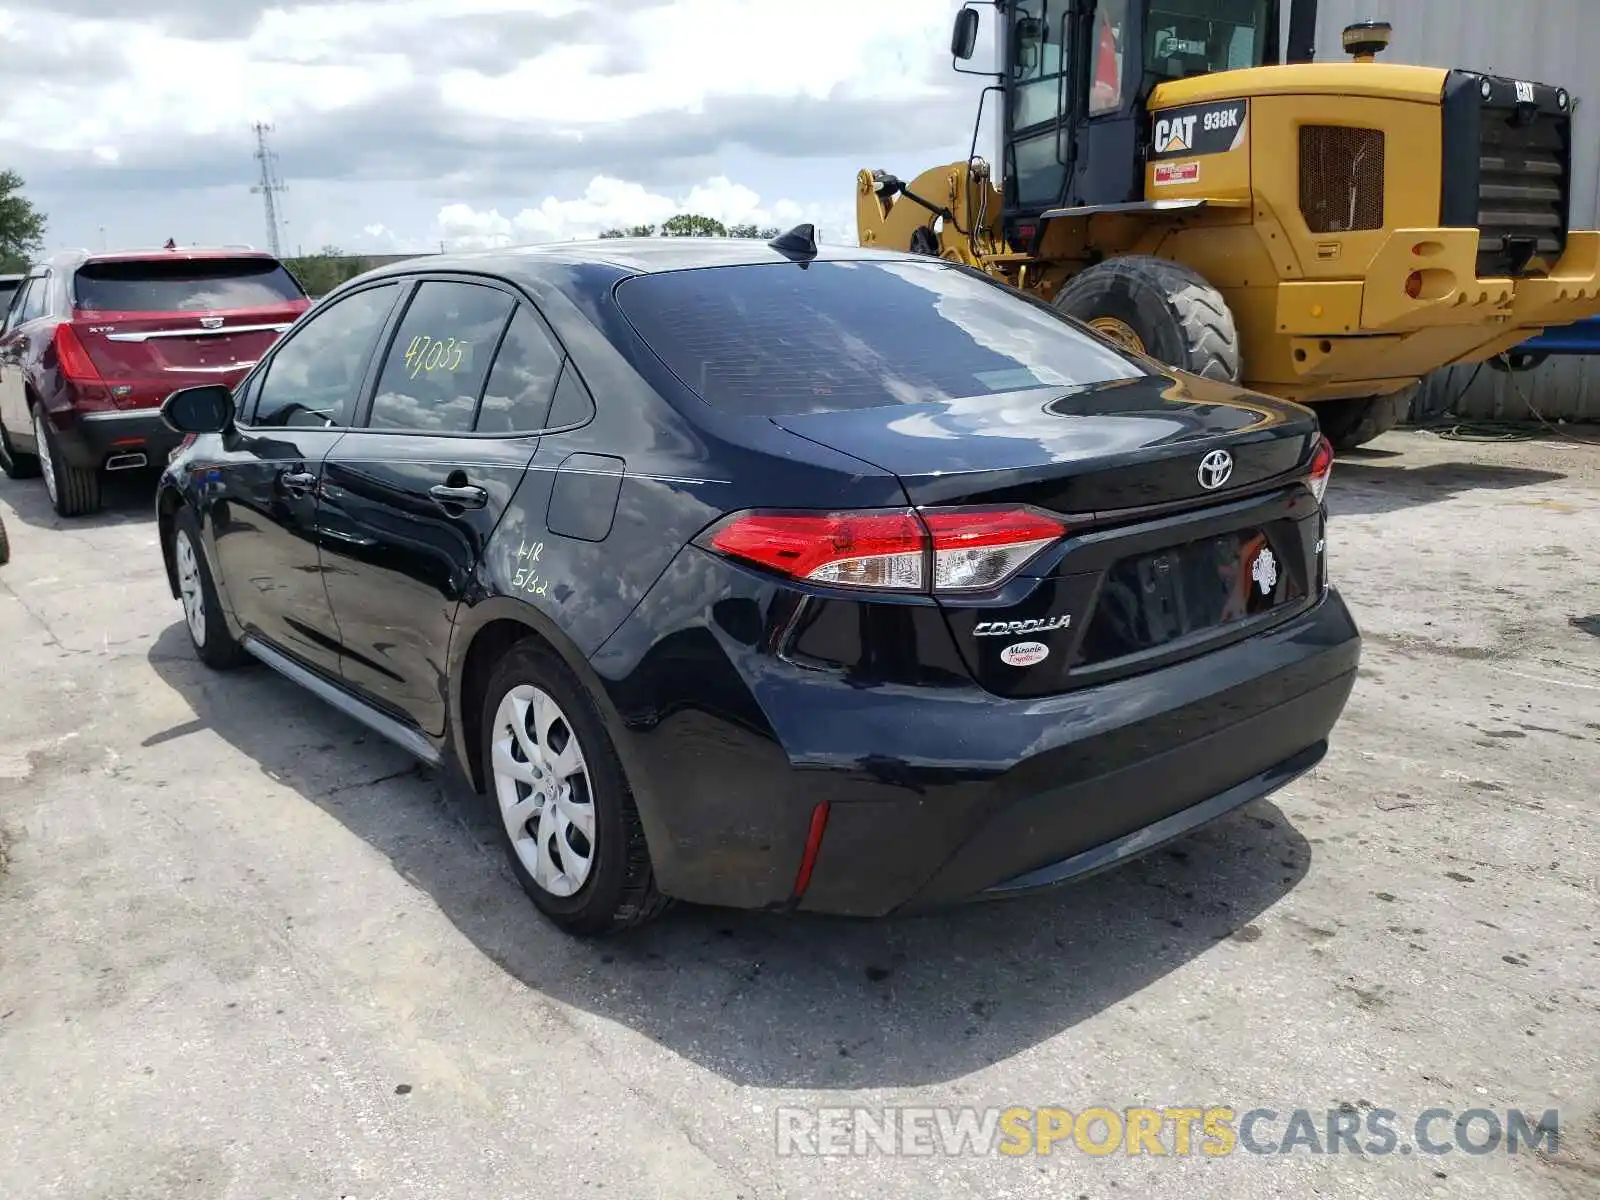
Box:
1153, 115, 1196, 154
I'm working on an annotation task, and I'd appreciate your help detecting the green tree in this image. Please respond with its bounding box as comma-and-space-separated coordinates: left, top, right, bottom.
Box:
0, 169, 47, 272
660, 213, 728, 237
284, 245, 365, 298
596, 214, 783, 240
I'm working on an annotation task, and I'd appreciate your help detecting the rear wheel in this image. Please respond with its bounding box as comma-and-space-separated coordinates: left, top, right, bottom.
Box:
1052, 255, 1242, 383
1314, 384, 1418, 451
33, 406, 101, 517
0, 411, 39, 479
480, 640, 669, 936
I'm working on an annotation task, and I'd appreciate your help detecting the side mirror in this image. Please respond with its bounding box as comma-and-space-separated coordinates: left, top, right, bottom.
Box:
951, 6, 980, 60
160, 384, 234, 435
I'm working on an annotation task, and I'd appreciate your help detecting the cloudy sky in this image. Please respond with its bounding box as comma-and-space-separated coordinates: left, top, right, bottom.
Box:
0, 0, 998, 256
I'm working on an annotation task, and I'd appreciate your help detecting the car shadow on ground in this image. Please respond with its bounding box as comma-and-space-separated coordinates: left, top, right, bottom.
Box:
145, 622, 1314, 1090
1328, 457, 1565, 517
0, 467, 161, 530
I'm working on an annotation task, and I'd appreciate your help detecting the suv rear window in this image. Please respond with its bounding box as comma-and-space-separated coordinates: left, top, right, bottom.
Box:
73, 257, 305, 313
613, 259, 1145, 417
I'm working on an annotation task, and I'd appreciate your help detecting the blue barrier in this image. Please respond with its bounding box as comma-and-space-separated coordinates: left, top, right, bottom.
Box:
1513, 315, 1600, 356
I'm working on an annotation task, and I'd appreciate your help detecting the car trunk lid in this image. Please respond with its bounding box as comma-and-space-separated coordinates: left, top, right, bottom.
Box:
771, 374, 1327, 700
769, 374, 1314, 515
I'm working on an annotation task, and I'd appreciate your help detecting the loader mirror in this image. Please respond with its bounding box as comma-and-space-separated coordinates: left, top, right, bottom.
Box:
951, 7, 980, 61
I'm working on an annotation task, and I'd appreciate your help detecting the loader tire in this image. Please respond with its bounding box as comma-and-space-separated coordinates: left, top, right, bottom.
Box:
1315, 384, 1418, 451
1052, 256, 1242, 383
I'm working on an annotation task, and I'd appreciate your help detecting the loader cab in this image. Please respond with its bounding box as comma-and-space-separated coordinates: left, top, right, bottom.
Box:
979, 0, 1289, 241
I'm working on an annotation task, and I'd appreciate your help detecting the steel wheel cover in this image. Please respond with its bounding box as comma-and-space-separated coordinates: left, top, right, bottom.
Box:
33, 409, 56, 507
175, 529, 206, 646
490, 683, 596, 897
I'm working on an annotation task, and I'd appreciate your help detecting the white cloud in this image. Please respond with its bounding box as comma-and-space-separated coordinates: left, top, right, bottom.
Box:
0, 0, 987, 253
436, 175, 855, 248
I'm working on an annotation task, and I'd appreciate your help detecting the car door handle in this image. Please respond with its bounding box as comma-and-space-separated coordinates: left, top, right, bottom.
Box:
279, 469, 317, 495
429, 483, 488, 511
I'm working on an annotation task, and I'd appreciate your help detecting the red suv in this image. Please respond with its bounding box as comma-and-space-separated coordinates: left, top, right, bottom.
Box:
0, 247, 310, 516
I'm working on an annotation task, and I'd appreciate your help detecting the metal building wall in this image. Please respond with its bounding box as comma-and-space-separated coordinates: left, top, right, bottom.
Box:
1305, 0, 1600, 421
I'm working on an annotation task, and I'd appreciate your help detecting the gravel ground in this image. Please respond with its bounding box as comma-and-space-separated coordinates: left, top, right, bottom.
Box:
1, 428, 1597, 1200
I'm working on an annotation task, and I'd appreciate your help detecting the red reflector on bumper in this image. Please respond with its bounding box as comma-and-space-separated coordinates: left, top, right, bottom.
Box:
791, 802, 831, 899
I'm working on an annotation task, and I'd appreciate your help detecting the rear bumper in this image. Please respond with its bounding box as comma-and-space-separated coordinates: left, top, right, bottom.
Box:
601, 558, 1361, 917
51, 407, 179, 470
802, 593, 1357, 917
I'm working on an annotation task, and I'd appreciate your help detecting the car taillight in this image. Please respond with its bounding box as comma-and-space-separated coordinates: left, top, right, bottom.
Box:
53, 323, 104, 384
701, 506, 1067, 594
1307, 434, 1334, 504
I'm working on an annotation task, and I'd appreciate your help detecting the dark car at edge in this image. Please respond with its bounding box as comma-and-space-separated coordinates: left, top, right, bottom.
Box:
152, 231, 1360, 936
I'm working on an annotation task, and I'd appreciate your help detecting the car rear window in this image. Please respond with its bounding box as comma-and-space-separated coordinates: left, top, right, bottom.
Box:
73, 257, 304, 313
613, 259, 1146, 416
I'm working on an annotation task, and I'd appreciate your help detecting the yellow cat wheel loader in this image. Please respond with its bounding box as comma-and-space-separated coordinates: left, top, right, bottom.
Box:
857, 0, 1600, 448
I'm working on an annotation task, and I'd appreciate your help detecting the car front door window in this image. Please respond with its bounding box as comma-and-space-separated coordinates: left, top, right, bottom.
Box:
253, 284, 401, 428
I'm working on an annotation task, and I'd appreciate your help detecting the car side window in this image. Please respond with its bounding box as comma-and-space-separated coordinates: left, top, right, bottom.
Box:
0, 282, 28, 335
368, 281, 515, 433
14, 277, 46, 327
475, 305, 566, 434
232, 370, 262, 424
253, 284, 400, 429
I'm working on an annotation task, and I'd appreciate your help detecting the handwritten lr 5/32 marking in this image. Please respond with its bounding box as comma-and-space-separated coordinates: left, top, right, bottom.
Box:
403, 335, 467, 379
512, 538, 549, 596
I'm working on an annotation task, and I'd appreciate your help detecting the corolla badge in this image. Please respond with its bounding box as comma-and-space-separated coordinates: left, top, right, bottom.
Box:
974, 615, 1071, 637
1197, 449, 1233, 490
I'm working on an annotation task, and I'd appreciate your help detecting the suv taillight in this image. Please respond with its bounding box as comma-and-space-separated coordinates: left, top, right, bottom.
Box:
1307, 434, 1334, 504
699, 507, 1067, 594
52, 323, 105, 384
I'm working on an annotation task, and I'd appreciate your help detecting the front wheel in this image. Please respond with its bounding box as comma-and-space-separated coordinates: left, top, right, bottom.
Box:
172, 506, 247, 669
1052, 255, 1242, 383
480, 640, 669, 936
0, 411, 40, 480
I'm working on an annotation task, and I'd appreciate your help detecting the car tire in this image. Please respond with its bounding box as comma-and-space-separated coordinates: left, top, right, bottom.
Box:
480, 640, 670, 936
0, 515, 9, 566
1052, 255, 1242, 383
32, 405, 102, 517
0, 411, 40, 480
172, 505, 247, 669
1315, 384, 1418, 451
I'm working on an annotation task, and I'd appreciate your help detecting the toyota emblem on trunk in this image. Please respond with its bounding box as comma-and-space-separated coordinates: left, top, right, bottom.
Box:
1197, 449, 1233, 490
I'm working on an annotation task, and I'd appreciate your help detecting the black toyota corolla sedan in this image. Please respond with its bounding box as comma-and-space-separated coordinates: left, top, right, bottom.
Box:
154, 229, 1360, 936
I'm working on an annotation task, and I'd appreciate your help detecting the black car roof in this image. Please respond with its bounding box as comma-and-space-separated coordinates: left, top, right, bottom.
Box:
354, 234, 925, 287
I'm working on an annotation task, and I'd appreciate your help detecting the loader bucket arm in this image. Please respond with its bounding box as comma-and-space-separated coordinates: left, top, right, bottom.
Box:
855, 163, 1006, 267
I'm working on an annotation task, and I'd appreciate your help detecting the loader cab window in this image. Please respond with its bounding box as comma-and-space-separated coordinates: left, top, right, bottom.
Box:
1009, 0, 1067, 132
1008, 0, 1129, 209
1145, 0, 1273, 79
1010, 0, 1128, 129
